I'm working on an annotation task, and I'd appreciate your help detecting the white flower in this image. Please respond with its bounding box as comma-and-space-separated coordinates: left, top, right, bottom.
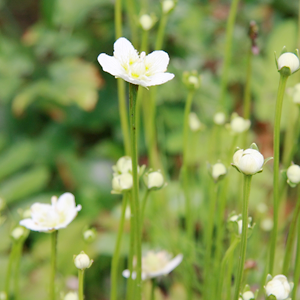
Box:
64, 292, 79, 300
265, 274, 292, 300
162, 0, 175, 14
140, 14, 155, 31
287, 164, 300, 186
19, 193, 81, 232
277, 52, 300, 74
113, 156, 133, 174
241, 291, 255, 300
112, 173, 133, 194
211, 163, 227, 181
144, 170, 165, 190
123, 251, 183, 280
230, 115, 251, 134
233, 148, 264, 175
189, 112, 203, 132
74, 252, 93, 270
214, 112, 226, 125
98, 37, 174, 88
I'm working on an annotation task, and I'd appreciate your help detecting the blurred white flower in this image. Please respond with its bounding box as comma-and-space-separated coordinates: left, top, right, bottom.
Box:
123, 251, 183, 280
64, 292, 79, 300
213, 112, 226, 125
19, 193, 81, 232
0, 292, 7, 300
277, 52, 300, 75
113, 156, 133, 174
229, 114, 251, 134
189, 112, 203, 132
144, 170, 165, 190
287, 164, 300, 187
98, 37, 174, 88
211, 162, 227, 181
162, 0, 175, 13
112, 173, 133, 194
260, 218, 273, 232
233, 148, 264, 175
241, 290, 255, 300
74, 251, 93, 270
289, 83, 300, 104
265, 274, 293, 300
139, 14, 156, 31
11, 226, 28, 241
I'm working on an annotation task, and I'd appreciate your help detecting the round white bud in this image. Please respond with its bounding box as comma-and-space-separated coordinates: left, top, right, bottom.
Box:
265, 275, 291, 300
162, 0, 175, 14
115, 156, 132, 174
145, 171, 165, 190
214, 112, 226, 125
74, 252, 92, 270
189, 113, 202, 132
140, 14, 154, 31
11, 226, 26, 240
287, 164, 300, 185
64, 292, 79, 300
0, 291, 7, 300
242, 291, 255, 300
112, 173, 133, 194
211, 163, 227, 181
277, 52, 300, 74
230, 116, 251, 133
233, 148, 264, 175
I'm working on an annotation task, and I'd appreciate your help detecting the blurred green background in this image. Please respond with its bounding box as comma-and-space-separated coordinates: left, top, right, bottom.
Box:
0, 0, 300, 299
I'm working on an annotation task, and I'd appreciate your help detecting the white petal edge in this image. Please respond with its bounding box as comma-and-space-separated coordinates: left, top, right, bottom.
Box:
98, 54, 124, 77
113, 37, 139, 64
146, 73, 175, 87
145, 51, 170, 74
20, 218, 52, 232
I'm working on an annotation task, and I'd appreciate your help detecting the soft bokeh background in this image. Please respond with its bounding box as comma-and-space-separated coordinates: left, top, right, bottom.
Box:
0, 0, 300, 299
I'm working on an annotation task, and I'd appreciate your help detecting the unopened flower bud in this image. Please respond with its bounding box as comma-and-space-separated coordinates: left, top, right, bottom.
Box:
277, 52, 300, 75
260, 218, 273, 232
64, 292, 79, 300
0, 291, 7, 300
11, 226, 27, 241
287, 164, 300, 187
74, 251, 93, 270
214, 112, 226, 125
189, 113, 203, 132
112, 173, 133, 194
83, 228, 96, 243
183, 71, 201, 90
162, 0, 175, 14
144, 170, 165, 190
211, 162, 227, 182
241, 291, 255, 300
232, 147, 265, 175
265, 274, 293, 300
113, 156, 132, 174
140, 14, 156, 31
229, 114, 251, 134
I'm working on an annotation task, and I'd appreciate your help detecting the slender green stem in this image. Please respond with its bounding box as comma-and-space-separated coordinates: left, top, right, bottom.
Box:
269, 74, 288, 275
203, 182, 219, 299
292, 216, 300, 300
243, 48, 253, 148
125, 0, 138, 47
114, 0, 122, 39
13, 241, 23, 300
140, 30, 149, 53
217, 237, 240, 300
218, 0, 240, 111
4, 241, 17, 297
282, 186, 300, 275
111, 193, 128, 300
129, 83, 142, 300
226, 235, 236, 300
155, 13, 168, 50
234, 175, 252, 300
78, 269, 84, 300
151, 278, 157, 300
126, 193, 135, 300
141, 189, 150, 225
50, 230, 58, 300
182, 90, 195, 240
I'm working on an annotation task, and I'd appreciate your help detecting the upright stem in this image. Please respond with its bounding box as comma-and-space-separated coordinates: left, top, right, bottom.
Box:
182, 90, 195, 240
13, 241, 24, 300
4, 242, 17, 297
292, 216, 300, 300
125, 0, 138, 47
111, 193, 128, 300
269, 74, 288, 275
155, 14, 168, 50
218, 0, 240, 111
78, 269, 84, 300
233, 175, 252, 300
114, 0, 122, 39
141, 189, 150, 225
282, 186, 300, 275
150, 278, 157, 300
50, 230, 58, 300
129, 83, 142, 300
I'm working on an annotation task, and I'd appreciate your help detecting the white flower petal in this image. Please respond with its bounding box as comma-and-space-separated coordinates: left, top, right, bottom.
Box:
113, 37, 139, 65
144, 51, 170, 74
146, 73, 175, 87
56, 192, 76, 212
19, 218, 52, 232
97, 54, 124, 77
